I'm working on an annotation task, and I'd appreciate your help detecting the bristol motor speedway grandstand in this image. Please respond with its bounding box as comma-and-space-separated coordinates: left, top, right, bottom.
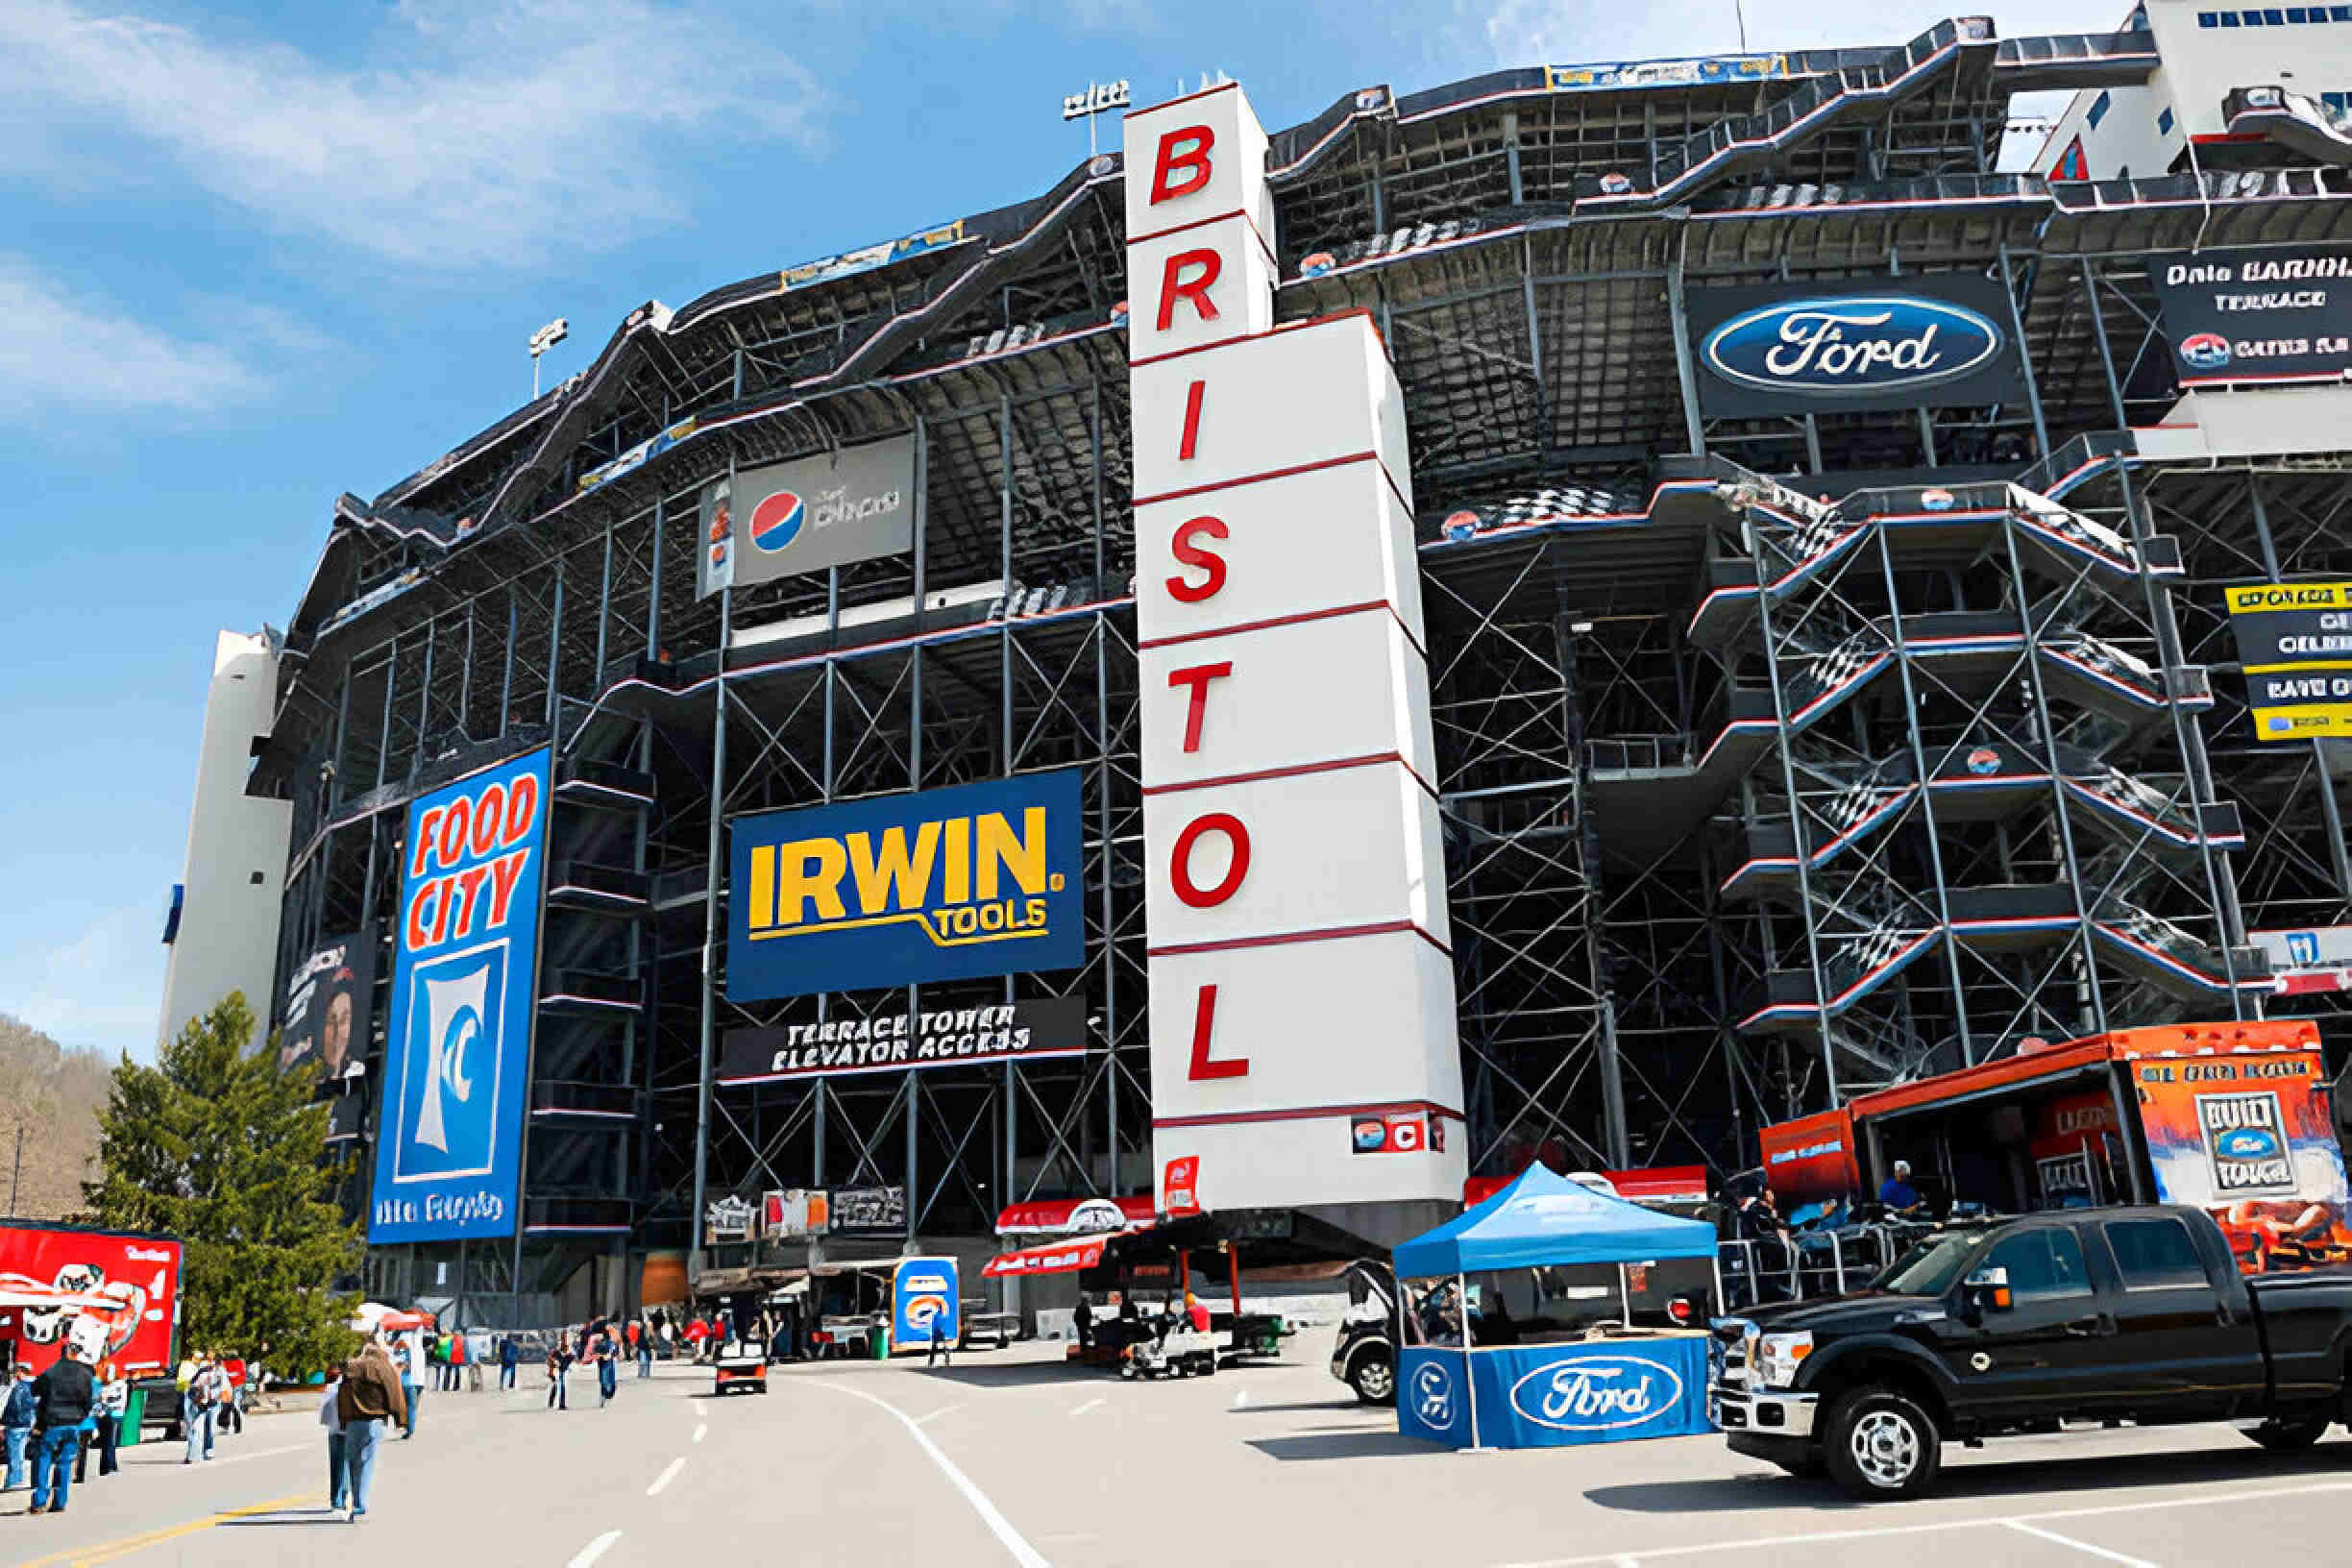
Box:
240, 9, 2352, 1309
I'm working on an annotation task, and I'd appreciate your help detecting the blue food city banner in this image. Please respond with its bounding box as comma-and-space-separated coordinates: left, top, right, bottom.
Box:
369, 747, 551, 1243
1685, 273, 2029, 418
891, 1257, 961, 1350
1397, 1339, 1713, 1449
726, 770, 1088, 1001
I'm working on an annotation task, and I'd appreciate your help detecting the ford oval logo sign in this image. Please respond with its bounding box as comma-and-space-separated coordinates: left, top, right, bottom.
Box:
1508, 1354, 1683, 1433
2216, 1126, 2281, 1161
1701, 295, 2004, 399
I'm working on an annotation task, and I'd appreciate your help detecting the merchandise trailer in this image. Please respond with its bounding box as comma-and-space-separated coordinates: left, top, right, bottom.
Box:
239, 12, 2352, 1305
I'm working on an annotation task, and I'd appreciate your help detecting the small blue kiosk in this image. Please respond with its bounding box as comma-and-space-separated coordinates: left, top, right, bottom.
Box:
1392, 1165, 1719, 1450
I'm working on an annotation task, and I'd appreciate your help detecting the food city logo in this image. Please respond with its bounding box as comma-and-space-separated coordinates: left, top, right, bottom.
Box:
1508, 1355, 1684, 1433
1702, 296, 2003, 397
1411, 1361, 1457, 1427
741, 805, 1066, 951
401, 771, 542, 959
2198, 1091, 2294, 1193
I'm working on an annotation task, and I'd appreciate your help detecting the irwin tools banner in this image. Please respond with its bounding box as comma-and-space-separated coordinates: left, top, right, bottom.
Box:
2227, 580, 2352, 740
369, 748, 550, 1243
718, 994, 1086, 1086
2149, 245, 2352, 386
697, 435, 915, 597
726, 770, 1086, 1001
1686, 274, 2028, 416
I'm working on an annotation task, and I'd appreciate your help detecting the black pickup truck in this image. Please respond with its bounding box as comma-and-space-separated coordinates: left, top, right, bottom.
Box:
1711, 1204, 2352, 1499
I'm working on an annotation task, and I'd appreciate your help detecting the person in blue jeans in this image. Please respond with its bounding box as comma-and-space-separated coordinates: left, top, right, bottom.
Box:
181, 1360, 218, 1463
336, 1336, 405, 1522
2, 1363, 35, 1490
28, 1346, 96, 1516
498, 1335, 519, 1390
398, 1333, 424, 1439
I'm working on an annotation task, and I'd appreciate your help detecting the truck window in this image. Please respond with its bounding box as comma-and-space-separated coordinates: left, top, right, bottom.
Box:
1982, 1228, 2093, 1300
2102, 1217, 2207, 1288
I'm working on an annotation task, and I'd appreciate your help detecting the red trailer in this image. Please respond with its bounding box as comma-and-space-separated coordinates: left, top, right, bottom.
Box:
0, 1222, 184, 1378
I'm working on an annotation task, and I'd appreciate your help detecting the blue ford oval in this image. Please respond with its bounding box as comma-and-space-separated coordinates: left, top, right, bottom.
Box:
2216, 1126, 2281, 1161
1702, 295, 2004, 398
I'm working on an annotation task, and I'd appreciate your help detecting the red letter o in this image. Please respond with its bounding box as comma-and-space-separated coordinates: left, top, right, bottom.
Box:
1170, 813, 1250, 908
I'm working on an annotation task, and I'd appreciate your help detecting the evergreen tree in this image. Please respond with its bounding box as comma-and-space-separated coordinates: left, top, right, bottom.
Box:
86, 992, 361, 1375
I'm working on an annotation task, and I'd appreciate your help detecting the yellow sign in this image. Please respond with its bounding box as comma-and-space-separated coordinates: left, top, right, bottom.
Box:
744, 808, 1060, 950
2226, 580, 2352, 614
2249, 701, 2352, 740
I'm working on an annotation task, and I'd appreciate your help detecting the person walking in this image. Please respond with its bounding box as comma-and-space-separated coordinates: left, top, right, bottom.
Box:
545, 1340, 571, 1411
1073, 1293, 1094, 1350
219, 1355, 246, 1436
398, 1331, 425, 1439
26, 1343, 94, 1516
318, 1369, 348, 1515
926, 1315, 953, 1368
336, 1334, 406, 1523
92, 1361, 126, 1479
629, 1317, 650, 1380
3, 1362, 35, 1491
181, 1356, 218, 1464
498, 1334, 519, 1390
596, 1334, 618, 1409
448, 1330, 467, 1392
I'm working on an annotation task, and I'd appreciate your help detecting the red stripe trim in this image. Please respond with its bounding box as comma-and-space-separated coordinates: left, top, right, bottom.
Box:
1148, 919, 1450, 960
1139, 598, 1385, 649
1125, 206, 1277, 264
1134, 450, 1385, 507
1125, 80, 1241, 117
1142, 750, 1439, 802
1153, 1097, 1465, 1131
1127, 306, 1385, 369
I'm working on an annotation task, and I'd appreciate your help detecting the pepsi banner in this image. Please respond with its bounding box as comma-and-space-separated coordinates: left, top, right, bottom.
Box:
726, 770, 1087, 1001
1396, 1339, 1713, 1449
2150, 245, 2352, 387
369, 748, 550, 1243
891, 1256, 960, 1350
697, 435, 915, 599
1685, 274, 2028, 417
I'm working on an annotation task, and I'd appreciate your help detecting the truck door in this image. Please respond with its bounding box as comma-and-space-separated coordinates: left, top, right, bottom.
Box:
1930, 1223, 2114, 1420
2089, 1213, 2265, 1417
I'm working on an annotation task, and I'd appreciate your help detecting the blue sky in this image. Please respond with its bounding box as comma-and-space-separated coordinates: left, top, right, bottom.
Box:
0, 0, 2127, 1062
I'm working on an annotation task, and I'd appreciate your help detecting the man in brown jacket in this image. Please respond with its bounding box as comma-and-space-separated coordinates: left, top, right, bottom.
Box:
334, 1335, 406, 1522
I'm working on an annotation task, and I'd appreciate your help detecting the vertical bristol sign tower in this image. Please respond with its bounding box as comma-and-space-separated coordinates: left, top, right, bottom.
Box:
1127, 83, 1465, 1218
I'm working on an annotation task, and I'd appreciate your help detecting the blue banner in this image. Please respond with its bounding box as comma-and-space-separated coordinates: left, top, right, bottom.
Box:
369, 748, 551, 1243
1398, 1338, 1713, 1448
727, 770, 1087, 1001
891, 1257, 960, 1350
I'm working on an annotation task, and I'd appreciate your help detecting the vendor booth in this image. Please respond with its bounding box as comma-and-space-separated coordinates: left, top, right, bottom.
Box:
1392, 1164, 1719, 1450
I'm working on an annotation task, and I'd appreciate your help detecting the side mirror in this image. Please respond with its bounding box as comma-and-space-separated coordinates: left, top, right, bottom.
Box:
1962, 1265, 2013, 1313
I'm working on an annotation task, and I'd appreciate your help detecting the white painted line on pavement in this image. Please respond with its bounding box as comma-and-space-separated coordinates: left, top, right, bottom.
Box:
569, 1530, 624, 1568
820, 1381, 1051, 1568
1069, 1397, 1105, 1417
693, 1423, 707, 1444
2004, 1520, 2158, 1566
175, 1440, 308, 1470
1494, 1480, 2352, 1566
647, 1457, 686, 1497
917, 1404, 967, 1426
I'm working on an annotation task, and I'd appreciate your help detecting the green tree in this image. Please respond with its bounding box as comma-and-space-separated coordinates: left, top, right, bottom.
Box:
86, 992, 361, 1375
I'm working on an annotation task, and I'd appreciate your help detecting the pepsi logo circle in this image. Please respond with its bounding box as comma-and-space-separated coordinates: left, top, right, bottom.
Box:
1921, 486, 1955, 512
1353, 1118, 1387, 1151
750, 491, 806, 553
1966, 746, 2000, 775
2181, 332, 2232, 370
1299, 252, 1336, 279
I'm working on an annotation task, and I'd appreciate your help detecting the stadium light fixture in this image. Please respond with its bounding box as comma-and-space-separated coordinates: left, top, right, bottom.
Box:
1061, 79, 1130, 157
529, 317, 569, 397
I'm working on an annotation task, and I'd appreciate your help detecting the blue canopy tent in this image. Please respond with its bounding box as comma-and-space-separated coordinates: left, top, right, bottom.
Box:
1391, 1165, 1721, 1450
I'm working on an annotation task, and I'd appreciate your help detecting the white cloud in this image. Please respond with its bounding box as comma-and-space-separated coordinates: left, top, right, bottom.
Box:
0, 257, 269, 414
7, 902, 162, 1064
0, 0, 829, 268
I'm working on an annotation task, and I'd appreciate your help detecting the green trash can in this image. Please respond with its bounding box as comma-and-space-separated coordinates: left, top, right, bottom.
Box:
870, 1325, 889, 1360
118, 1387, 146, 1448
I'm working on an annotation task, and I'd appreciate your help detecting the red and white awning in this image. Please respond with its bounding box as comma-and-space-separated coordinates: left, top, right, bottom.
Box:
981, 1235, 1117, 1278
992, 1195, 1156, 1237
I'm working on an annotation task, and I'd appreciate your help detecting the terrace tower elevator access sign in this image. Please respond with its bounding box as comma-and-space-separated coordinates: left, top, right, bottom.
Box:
1125, 83, 1466, 1214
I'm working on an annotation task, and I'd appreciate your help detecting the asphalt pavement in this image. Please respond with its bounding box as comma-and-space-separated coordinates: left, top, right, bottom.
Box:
4, 1348, 2346, 1566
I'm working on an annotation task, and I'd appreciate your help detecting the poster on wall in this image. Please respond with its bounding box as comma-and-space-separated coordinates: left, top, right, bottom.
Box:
0, 1227, 183, 1379
717, 995, 1087, 1086
2133, 1050, 2352, 1271
829, 1186, 907, 1237
726, 770, 1088, 1001
368, 748, 550, 1244
696, 435, 916, 598
2148, 245, 2352, 386
1684, 274, 2029, 417
2225, 580, 2352, 741
277, 926, 375, 1079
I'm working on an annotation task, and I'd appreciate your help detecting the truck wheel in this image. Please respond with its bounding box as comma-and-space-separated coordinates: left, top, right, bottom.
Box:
2244, 1415, 2329, 1451
1349, 1353, 1395, 1406
1824, 1387, 1942, 1501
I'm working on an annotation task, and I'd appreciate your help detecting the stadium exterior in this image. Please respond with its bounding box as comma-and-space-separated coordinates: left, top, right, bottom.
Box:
221, 8, 2352, 1315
